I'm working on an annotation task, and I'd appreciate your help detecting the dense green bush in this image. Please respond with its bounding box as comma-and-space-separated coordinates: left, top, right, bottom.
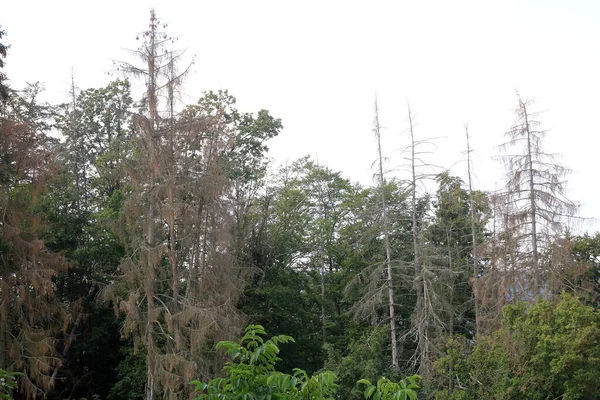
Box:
191, 325, 420, 400
435, 293, 600, 399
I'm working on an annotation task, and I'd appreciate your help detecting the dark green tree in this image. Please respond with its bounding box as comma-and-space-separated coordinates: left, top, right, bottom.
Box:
240, 157, 355, 374
427, 172, 489, 339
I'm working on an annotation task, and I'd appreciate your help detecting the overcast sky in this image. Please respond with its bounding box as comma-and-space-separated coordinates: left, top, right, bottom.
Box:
4, 0, 600, 232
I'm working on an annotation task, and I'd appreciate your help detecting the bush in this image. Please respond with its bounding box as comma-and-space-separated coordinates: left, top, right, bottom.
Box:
191, 324, 421, 400
435, 293, 600, 399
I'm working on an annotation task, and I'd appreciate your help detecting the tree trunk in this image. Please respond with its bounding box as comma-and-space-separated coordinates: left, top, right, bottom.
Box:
373, 99, 399, 370
465, 126, 480, 335
523, 101, 540, 296
407, 104, 428, 374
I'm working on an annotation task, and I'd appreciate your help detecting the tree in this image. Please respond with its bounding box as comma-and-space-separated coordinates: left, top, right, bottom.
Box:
0, 368, 21, 399
42, 79, 134, 399
0, 26, 8, 100
358, 375, 421, 400
436, 293, 600, 399
402, 102, 442, 377
112, 10, 212, 399
373, 98, 400, 370
464, 125, 482, 335
192, 325, 421, 400
323, 326, 404, 400
427, 172, 489, 340
54, 78, 134, 206
496, 93, 577, 297
109, 11, 281, 399
0, 83, 70, 398
545, 233, 600, 305
241, 157, 355, 374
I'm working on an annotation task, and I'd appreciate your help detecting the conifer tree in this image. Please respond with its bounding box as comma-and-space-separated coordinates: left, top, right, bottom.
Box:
0, 82, 70, 398
464, 125, 480, 334
108, 10, 280, 399
373, 98, 399, 370
404, 103, 440, 376
496, 93, 577, 297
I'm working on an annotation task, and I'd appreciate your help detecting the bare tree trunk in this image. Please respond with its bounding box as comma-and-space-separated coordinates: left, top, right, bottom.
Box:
407, 103, 428, 374
446, 230, 454, 337
315, 159, 327, 343
145, 18, 158, 400
70, 72, 80, 215
146, 153, 157, 400
522, 101, 540, 296
464, 125, 480, 335
373, 98, 399, 370
320, 245, 326, 342
446, 232, 454, 394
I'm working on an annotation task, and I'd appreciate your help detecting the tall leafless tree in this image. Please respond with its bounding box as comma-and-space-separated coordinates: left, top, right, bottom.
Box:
400, 102, 447, 377
374, 97, 400, 370
464, 124, 480, 335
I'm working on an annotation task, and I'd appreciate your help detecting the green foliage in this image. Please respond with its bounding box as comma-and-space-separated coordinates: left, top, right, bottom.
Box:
191, 325, 338, 399
107, 345, 146, 400
567, 233, 600, 305
240, 266, 324, 374
240, 157, 362, 374
426, 172, 490, 338
358, 375, 421, 400
0, 369, 21, 400
193, 325, 421, 400
435, 293, 600, 399
323, 326, 396, 400
184, 89, 282, 182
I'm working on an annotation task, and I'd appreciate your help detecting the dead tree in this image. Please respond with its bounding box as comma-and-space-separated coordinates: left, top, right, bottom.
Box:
464, 124, 480, 335
401, 102, 446, 377
110, 10, 245, 400
374, 97, 400, 370
496, 93, 577, 298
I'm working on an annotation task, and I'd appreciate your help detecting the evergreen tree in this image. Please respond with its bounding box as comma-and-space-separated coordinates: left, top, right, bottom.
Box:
496, 93, 577, 297
0, 83, 70, 398
107, 11, 281, 399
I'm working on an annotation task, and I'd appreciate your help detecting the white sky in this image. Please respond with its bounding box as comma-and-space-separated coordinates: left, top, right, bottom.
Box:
4, 0, 600, 233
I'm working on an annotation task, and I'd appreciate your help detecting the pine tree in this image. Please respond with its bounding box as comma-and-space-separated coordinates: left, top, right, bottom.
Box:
403, 102, 440, 376
496, 93, 577, 297
0, 83, 70, 398
373, 98, 399, 370
108, 11, 281, 399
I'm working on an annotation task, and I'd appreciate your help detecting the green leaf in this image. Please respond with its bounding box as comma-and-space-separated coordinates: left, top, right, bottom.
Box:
364, 386, 376, 399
